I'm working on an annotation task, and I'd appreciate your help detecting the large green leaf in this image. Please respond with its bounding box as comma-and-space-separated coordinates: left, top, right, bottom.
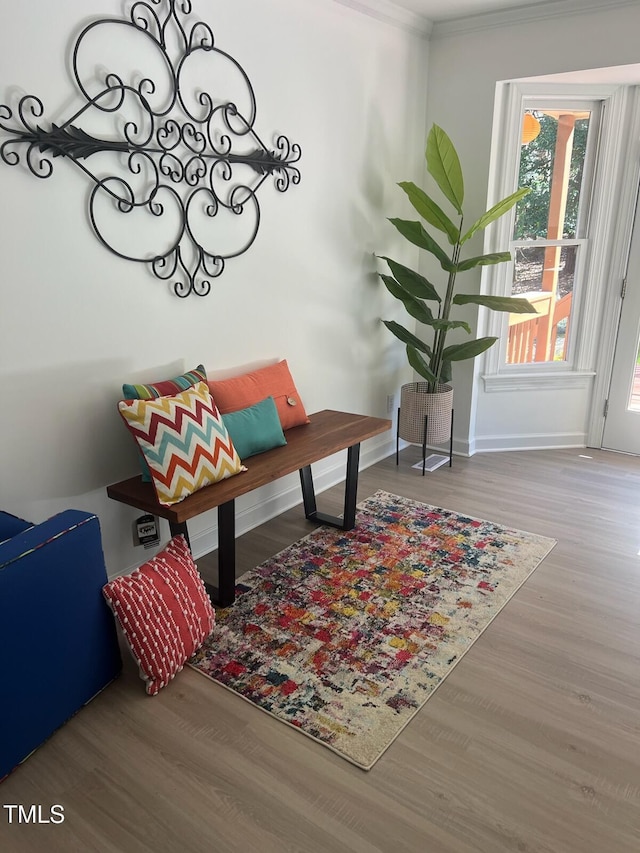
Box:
442, 336, 498, 362
388, 219, 454, 271
380, 275, 434, 325
453, 294, 537, 313
456, 252, 511, 272
430, 318, 472, 334
378, 256, 441, 302
407, 345, 437, 384
397, 182, 460, 245
440, 359, 452, 384
382, 320, 432, 355
460, 188, 530, 244
426, 125, 464, 215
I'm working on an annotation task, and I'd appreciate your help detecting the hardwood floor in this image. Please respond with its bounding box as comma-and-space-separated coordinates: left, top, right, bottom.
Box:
2, 446, 640, 852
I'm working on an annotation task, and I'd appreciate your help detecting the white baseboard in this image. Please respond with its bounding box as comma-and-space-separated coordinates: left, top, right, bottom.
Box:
473, 432, 587, 453
189, 428, 582, 556
110, 435, 396, 580
109, 428, 585, 579
187, 433, 396, 560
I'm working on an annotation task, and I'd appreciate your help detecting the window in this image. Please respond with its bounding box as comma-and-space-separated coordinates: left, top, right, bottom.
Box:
481, 81, 633, 391
506, 105, 598, 365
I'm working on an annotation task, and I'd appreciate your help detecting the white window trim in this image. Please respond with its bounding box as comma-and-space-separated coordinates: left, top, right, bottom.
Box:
479, 81, 633, 393
586, 88, 640, 446
508, 237, 588, 367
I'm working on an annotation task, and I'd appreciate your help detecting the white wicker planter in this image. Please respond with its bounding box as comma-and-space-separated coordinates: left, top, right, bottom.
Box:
399, 383, 453, 445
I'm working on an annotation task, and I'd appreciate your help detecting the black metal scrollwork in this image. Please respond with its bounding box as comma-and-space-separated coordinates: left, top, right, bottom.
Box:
0, 0, 301, 297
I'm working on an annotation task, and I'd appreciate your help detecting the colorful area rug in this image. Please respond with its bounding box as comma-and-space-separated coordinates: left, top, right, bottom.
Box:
189, 491, 556, 769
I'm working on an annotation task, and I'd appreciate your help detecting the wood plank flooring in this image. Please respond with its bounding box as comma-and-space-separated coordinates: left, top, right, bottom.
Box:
2, 446, 640, 852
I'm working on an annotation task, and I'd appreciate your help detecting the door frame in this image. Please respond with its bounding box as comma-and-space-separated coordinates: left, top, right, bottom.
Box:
586, 87, 640, 448
601, 179, 640, 453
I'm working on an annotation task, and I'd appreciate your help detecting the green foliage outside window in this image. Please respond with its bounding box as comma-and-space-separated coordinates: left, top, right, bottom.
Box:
514, 114, 589, 240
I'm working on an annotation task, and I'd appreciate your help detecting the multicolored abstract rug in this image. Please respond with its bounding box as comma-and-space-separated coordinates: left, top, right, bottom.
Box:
189, 491, 556, 769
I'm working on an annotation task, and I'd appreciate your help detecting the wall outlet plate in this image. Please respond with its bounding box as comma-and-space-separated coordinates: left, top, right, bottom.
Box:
134, 514, 160, 548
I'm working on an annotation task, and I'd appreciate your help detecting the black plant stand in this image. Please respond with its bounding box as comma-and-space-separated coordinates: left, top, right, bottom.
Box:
396, 407, 454, 475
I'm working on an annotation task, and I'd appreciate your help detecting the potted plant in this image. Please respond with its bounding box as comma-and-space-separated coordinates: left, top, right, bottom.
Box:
379, 124, 535, 449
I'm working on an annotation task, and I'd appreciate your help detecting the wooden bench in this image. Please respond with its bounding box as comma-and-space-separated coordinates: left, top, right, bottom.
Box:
107, 409, 391, 606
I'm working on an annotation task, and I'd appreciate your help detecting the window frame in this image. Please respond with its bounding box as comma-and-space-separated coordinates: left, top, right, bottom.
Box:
480, 81, 631, 392
506, 237, 588, 366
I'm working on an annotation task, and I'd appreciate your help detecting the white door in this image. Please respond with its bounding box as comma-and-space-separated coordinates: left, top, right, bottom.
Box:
602, 192, 640, 455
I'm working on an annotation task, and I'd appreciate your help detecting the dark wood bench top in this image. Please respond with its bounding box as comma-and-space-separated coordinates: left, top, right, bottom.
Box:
107, 409, 391, 525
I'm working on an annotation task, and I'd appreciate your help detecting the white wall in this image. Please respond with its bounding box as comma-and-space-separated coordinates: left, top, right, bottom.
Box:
426, 3, 640, 453
0, 0, 428, 575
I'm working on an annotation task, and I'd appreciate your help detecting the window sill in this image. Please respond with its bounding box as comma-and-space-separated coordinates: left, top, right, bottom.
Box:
482, 370, 596, 392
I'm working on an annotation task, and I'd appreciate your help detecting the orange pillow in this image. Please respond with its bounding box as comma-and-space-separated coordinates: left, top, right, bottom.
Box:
207, 360, 309, 431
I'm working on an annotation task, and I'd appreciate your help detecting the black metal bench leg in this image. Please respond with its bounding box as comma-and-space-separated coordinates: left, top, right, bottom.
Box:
299, 443, 361, 532
171, 505, 236, 608
300, 465, 317, 519
169, 521, 190, 547
217, 500, 236, 607
342, 443, 360, 530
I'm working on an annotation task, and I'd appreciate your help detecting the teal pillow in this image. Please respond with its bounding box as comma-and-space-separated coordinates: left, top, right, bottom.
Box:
221, 396, 287, 460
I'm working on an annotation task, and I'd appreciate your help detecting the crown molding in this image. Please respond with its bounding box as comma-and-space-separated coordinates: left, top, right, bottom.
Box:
432, 0, 640, 39
331, 0, 433, 37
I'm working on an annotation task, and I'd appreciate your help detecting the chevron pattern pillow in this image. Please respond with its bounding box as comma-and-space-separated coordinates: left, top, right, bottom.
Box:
118, 382, 245, 506
122, 364, 208, 483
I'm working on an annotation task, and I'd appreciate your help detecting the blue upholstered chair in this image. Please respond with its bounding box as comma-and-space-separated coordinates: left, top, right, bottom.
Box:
0, 509, 122, 780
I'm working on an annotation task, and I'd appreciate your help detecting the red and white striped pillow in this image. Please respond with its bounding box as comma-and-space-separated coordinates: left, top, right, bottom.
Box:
102, 536, 215, 695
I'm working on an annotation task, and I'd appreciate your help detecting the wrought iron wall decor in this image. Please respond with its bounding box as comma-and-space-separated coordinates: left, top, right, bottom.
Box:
0, 0, 302, 297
